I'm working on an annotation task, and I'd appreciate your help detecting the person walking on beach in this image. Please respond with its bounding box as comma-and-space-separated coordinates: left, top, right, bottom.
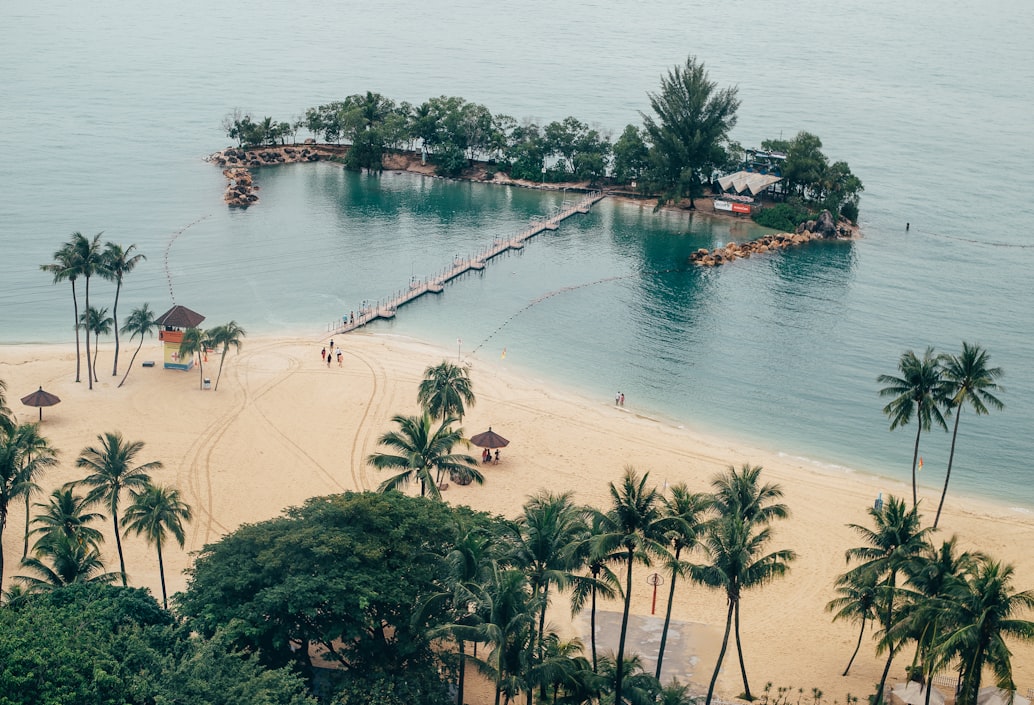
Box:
620, 392, 625, 406
327, 349, 332, 368
321, 347, 326, 362
494, 449, 500, 464
616, 391, 621, 405
336, 348, 343, 367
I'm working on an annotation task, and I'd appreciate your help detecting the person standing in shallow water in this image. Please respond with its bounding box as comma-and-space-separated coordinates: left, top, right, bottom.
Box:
616, 391, 621, 405
620, 392, 624, 406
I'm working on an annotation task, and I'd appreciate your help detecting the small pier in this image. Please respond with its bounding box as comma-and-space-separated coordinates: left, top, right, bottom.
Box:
328, 191, 604, 334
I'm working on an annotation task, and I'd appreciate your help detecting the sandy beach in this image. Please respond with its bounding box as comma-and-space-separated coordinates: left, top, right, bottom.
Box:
2, 334, 1032, 699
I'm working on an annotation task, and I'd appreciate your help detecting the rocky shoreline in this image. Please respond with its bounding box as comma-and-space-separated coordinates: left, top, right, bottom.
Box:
206, 144, 346, 206
688, 210, 851, 266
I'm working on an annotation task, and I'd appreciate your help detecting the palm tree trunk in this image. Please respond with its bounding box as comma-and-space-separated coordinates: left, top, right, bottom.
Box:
934, 410, 963, 529
157, 538, 167, 609
93, 334, 100, 382
910, 420, 922, 509
843, 617, 866, 676
707, 599, 735, 705
214, 347, 227, 391
197, 357, 204, 390
118, 338, 145, 388
112, 511, 127, 587
71, 281, 81, 383
457, 640, 466, 705
590, 581, 598, 672
85, 276, 93, 390
0, 509, 8, 593
112, 281, 121, 376
875, 644, 896, 705
614, 548, 635, 705
656, 548, 681, 680
22, 493, 31, 559
733, 599, 752, 700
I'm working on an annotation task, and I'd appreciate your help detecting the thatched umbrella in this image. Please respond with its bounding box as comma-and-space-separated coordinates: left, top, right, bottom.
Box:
20, 386, 61, 421
469, 427, 509, 449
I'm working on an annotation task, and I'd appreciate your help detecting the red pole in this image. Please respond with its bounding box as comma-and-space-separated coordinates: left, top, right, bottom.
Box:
651, 580, 658, 615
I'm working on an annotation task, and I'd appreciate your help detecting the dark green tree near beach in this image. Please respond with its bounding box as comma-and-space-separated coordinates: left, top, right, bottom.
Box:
29, 487, 105, 555
591, 467, 667, 705
73, 232, 105, 390
934, 342, 1004, 529
369, 412, 482, 499
12, 422, 58, 560
0, 379, 11, 435
101, 241, 145, 377
878, 347, 948, 509
612, 125, 650, 186
177, 326, 211, 390
40, 238, 85, 384
826, 565, 880, 676
79, 305, 113, 383
642, 55, 741, 209
73, 432, 161, 586
569, 512, 621, 674
18, 531, 120, 590
118, 303, 158, 387
698, 464, 795, 705
841, 495, 931, 705
418, 360, 476, 421
208, 321, 246, 391
0, 423, 53, 593
122, 483, 192, 609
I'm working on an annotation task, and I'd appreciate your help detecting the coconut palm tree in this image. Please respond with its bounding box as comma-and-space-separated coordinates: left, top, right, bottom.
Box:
79, 305, 113, 382
418, 360, 476, 420
591, 467, 667, 705
508, 490, 589, 698
177, 326, 211, 390
121, 483, 192, 609
827, 567, 880, 676
368, 412, 482, 500
878, 348, 948, 509
12, 423, 59, 559
843, 495, 932, 705
208, 321, 246, 391
698, 467, 796, 705
656, 484, 712, 680
0, 378, 13, 434
101, 242, 145, 377
40, 238, 84, 383
937, 558, 1034, 705
471, 564, 537, 705
118, 303, 158, 388
934, 343, 1004, 529
29, 487, 106, 553
17, 532, 120, 590
569, 512, 621, 673
73, 432, 162, 586
0, 424, 32, 592
72, 232, 105, 390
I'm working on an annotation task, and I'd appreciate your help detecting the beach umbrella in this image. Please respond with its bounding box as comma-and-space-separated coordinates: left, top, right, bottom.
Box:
890, 683, 945, 705
469, 427, 510, 449
20, 386, 61, 421
979, 688, 1031, 705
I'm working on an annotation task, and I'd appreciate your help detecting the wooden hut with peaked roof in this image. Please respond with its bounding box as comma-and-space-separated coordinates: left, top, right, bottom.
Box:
155, 305, 205, 370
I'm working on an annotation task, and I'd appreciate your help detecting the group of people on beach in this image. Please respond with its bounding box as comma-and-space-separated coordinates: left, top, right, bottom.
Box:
321, 341, 343, 367
615, 391, 624, 406
481, 448, 499, 464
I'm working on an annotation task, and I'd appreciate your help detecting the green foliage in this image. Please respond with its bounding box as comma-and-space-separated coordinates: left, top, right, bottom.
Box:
611, 125, 650, 185
331, 669, 452, 705
0, 583, 315, 705
752, 203, 813, 232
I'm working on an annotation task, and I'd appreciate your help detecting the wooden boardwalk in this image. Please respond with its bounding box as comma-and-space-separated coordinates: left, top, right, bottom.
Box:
328, 191, 605, 334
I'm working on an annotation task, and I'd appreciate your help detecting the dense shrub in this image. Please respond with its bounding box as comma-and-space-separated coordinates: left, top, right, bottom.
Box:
752, 203, 812, 232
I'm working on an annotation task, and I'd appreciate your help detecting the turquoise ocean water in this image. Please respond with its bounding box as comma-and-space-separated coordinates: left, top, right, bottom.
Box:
2, 1, 1032, 507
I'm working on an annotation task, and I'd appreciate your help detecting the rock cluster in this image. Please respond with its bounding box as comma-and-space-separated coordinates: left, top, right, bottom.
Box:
223, 168, 258, 207
690, 210, 852, 266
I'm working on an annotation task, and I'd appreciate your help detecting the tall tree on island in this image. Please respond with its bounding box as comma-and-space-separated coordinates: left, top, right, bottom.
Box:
934, 342, 1004, 529
878, 348, 947, 509
208, 321, 246, 391
40, 238, 84, 383
101, 242, 145, 377
641, 55, 741, 209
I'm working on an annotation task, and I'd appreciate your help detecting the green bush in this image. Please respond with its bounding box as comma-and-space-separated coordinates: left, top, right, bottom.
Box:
840, 200, 859, 224
752, 203, 812, 232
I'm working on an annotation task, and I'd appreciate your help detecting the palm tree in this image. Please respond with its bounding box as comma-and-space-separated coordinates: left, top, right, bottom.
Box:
367, 412, 482, 500
826, 567, 880, 675
208, 321, 246, 391
698, 466, 796, 704
17, 532, 120, 590
0, 377, 13, 434
118, 303, 158, 387
472, 564, 537, 705
12, 423, 59, 559
29, 487, 106, 553
40, 238, 84, 383
843, 495, 932, 705
591, 467, 667, 705
0, 424, 32, 592
101, 242, 145, 377
877, 348, 948, 509
79, 305, 113, 382
938, 558, 1034, 705
934, 343, 1004, 529
121, 483, 192, 609
72, 232, 105, 390
656, 484, 712, 680
177, 326, 211, 390
509, 490, 589, 700
74, 431, 162, 586
418, 360, 476, 420
569, 512, 621, 673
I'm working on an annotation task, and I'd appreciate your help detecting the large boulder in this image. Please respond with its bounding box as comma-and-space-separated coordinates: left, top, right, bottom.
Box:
814, 210, 838, 238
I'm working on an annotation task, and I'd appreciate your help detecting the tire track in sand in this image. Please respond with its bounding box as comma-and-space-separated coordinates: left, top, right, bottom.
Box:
345, 344, 391, 493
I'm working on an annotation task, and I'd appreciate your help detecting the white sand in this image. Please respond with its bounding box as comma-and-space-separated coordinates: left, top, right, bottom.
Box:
2, 334, 1032, 699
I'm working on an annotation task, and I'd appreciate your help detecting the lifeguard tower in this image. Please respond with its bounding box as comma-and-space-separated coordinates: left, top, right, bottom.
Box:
155, 305, 205, 370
